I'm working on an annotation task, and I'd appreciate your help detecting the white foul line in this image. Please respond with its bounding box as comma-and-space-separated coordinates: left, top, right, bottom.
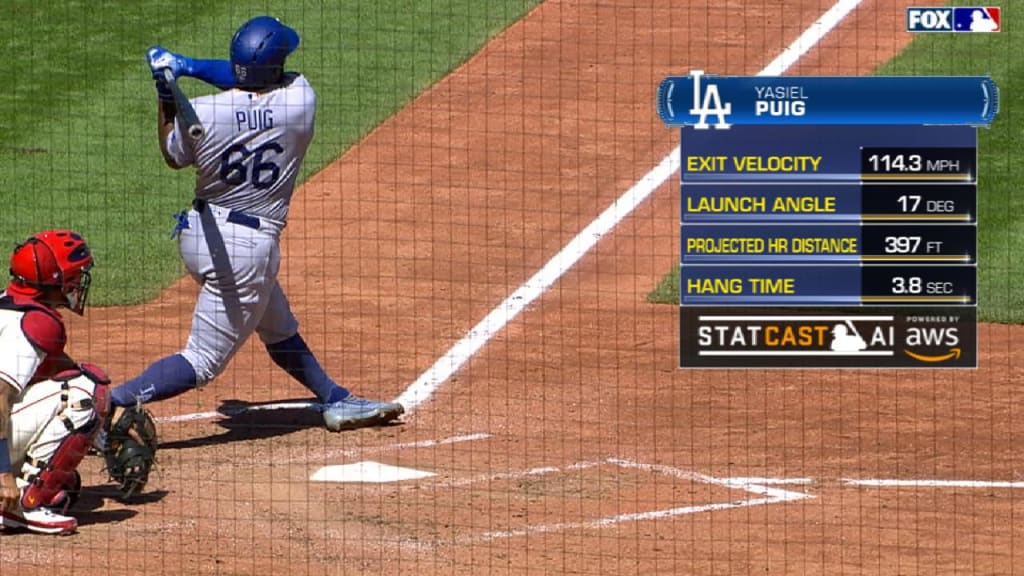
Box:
393, 0, 866, 413
394, 152, 679, 411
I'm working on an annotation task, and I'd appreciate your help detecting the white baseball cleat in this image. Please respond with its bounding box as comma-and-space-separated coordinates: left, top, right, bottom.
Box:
0, 506, 77, 535
322, 395, 404, 432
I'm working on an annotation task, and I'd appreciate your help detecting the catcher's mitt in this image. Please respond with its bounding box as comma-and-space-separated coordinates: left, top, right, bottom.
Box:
103, 404, 158, 499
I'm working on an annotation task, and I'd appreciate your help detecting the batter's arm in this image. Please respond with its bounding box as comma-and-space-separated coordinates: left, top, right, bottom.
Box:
149, 46, 193, 169
157, 99, 186, 170
184, 58, 235, 91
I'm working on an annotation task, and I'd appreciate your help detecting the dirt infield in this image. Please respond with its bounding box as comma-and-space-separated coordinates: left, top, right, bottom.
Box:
4, 1, 1021, 574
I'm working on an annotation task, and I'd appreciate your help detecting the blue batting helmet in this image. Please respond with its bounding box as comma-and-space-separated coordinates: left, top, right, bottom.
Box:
230, 16, 299, 88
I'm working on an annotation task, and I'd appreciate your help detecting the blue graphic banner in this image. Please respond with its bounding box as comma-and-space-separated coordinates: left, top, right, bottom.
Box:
657, 73, 998, 127
680, 183, 977, 223
680, 265, 976, 306
678, 124, 976, 181
680, 224, 975, 264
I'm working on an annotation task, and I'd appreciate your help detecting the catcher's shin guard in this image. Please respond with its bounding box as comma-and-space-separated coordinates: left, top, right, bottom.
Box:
20, 434, 92, 511
20, 367, 110, 512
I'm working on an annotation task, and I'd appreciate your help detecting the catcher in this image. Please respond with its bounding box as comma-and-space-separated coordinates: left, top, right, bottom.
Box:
0, 230, 138, 534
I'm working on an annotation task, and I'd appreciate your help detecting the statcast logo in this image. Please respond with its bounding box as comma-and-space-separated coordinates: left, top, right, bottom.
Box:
695, 315, 896, 358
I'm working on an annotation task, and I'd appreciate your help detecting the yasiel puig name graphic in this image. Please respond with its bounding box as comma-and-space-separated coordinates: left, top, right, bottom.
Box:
679, 307, 977, 368
687, 70, 809, 129
658, 74, 999, 127
752, 84, 807, 119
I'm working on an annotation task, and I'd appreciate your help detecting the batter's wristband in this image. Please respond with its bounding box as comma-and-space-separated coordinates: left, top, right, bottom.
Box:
0, 439, 10, 473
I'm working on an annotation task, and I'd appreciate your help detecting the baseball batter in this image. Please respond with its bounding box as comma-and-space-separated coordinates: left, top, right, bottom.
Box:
107, 17, 404, 436
0, 230, 110, 534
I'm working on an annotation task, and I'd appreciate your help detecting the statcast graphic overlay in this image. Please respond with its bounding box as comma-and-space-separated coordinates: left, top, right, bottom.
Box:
657, 71, 997, 368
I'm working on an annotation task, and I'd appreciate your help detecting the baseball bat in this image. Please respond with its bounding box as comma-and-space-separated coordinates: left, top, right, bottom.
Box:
161, 68, 205, 141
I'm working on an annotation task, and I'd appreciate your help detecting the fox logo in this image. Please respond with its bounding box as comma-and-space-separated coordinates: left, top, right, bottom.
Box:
907, 8, 953, 32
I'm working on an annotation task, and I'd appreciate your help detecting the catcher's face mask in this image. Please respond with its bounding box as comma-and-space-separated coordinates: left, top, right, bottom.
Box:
64, 264, 92, 316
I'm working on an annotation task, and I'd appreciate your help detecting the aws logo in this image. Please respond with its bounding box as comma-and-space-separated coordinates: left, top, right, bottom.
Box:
903, 325, 961, 363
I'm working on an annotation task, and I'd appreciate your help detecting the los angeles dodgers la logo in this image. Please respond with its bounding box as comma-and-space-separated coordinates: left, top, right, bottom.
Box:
689, 70, 732, 130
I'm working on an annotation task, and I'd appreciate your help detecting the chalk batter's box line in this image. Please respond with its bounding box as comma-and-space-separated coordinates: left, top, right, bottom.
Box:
425, 458, 1024, 496
414, 457, 812, 543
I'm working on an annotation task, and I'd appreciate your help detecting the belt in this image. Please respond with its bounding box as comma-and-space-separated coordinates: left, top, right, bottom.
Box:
192, 198, 261, 230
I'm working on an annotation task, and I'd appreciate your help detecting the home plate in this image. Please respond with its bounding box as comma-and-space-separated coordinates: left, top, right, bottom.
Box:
310, 461, 436, 483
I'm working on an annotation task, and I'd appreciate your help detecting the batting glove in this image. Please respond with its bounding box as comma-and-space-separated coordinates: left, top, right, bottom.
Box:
146, 46, 193, 80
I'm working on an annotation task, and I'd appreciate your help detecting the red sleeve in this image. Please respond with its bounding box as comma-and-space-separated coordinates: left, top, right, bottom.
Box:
20, 309, 67, 357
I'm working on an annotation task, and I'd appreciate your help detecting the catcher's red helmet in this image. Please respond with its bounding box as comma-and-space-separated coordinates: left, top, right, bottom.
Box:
9, 230, 93, 314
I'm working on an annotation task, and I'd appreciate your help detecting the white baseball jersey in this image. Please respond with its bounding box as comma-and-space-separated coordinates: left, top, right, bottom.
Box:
0, 311, 44, 394
166, 73, 316, 222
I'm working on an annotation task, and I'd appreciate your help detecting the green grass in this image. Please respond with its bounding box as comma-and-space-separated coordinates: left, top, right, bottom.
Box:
646, 266, 679, 305
0, 0, 539, 305
647, 2, 1022, 323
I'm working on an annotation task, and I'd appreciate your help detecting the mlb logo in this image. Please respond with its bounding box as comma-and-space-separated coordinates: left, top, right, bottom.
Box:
954, 7, 1001, 32
906, 7, 954, 32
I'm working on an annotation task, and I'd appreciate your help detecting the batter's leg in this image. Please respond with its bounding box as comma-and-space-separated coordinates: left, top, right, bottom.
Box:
110, 354, 195, 407
259, 282, 347, 403
256, 282, 403, 431
112, 208, 278, 407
